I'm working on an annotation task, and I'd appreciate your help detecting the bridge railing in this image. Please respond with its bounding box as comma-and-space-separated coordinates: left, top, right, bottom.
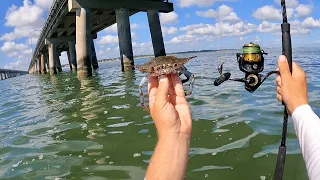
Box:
29, 0, 66, 70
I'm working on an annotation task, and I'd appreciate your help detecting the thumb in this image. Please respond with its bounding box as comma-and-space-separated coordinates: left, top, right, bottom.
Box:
155, 75, 169, 109
278, 55, 292, 82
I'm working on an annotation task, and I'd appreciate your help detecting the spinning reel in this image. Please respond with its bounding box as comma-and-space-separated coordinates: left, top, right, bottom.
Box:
214, 42, 278, 93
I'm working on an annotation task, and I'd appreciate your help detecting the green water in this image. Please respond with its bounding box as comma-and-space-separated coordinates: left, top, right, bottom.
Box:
1, 49, 320, 179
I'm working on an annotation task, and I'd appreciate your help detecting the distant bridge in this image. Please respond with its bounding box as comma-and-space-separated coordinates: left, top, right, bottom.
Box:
0, 69, 28, 80
29, 0, 173, 78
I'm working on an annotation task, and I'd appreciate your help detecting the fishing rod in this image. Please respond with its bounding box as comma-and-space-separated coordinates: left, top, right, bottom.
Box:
213, 0, 292, 179
274, 0, 292, 179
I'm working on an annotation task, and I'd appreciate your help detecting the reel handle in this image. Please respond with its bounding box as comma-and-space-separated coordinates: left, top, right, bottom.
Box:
214, 73, 231, 86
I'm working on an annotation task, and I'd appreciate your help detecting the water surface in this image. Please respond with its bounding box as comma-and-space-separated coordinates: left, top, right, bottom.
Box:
1, 48, 319, 179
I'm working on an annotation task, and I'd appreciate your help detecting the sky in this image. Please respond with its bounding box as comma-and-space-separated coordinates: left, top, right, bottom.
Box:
0, 0, 319, 70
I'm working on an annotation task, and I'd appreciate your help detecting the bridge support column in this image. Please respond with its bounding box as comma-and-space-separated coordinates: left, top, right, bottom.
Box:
35, 59, 39, 74
34, 61, 37, 74
45, 54, 50, 73
0, 74, 3, 80
147, 10, 166, 57
76, 7, 92, 78
116, 8, 134, 72
68, 41, 77, 71
37, 58, 41, 74
41, 54, 47, 74
48, 43, 57, 75
55, 52, 62, 72
5, 73, 8, 79
91, 39, 99, 69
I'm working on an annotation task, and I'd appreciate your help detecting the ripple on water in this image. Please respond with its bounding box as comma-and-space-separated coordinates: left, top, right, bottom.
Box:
0, 50, 314, 179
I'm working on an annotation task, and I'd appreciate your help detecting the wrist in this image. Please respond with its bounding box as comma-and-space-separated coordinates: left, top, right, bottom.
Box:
291, 103, 309, 115
158, 133, 191, 143
290, 100, 308, 115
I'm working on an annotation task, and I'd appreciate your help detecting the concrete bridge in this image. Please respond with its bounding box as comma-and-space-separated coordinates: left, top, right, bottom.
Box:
0, 69, 28, 80
28, 0, 173, 78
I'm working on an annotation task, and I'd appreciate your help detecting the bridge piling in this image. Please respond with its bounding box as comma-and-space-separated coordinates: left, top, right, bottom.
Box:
116, 8, 134, 72
35, 59, 39, 74
41, 54, 47, 74
45, 54, 50, 74
76, 7, 92, 78
147, 10, 166, 57
55, 52, 62, 72
91, 39, 99, 70
68, 41, 77, 71
29, 0, 174, 75
38, 57, 42, 74
48, 43, 57, 75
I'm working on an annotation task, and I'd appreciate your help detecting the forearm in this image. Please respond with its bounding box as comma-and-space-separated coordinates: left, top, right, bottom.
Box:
292, 105, 320, 180
146, 135, 190, 180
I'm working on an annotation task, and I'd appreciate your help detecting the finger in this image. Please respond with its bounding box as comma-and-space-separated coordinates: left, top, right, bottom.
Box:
155, 75, 170, 109
278, 55, 292, 82
276, 76, 282, 87
148, 75, 158, 110
292, 62, 306, 80
171, 73, 185, 97
277, 94, 283, 102
168, 74, 176, 96
277, 86, 281, 95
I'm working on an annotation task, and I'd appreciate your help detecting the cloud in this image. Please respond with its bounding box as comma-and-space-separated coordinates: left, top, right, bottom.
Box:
0, 41, 32, 58
252, 5, 293, 21
97, 35, 119, 44
103, 24, 118, 33
133, 42, 153, 56
176, 0, 237, 8
196, 5, 240, 23
171, 21, 255, 45
4, 60, 24, 70
302, 17, 320, 29
196, 9, 216, 18
162, 26, 178, 36
103, 23, 140, 33
257, 20, 312, 35
180, 21, 255, 37
169, 34, 203, 44
0, 0, 45, 41
160, 12, 179, 25
34, 0, 53, 9
295, 4, 313, 18
257, 21, 280, 33
274, 0, 299, 8
97, 32, 137, 44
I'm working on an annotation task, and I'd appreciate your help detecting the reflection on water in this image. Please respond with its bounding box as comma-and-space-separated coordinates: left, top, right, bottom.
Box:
1, 48, 319, 179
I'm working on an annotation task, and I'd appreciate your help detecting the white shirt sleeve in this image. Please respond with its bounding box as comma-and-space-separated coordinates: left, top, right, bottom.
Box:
292, 104, 320, 180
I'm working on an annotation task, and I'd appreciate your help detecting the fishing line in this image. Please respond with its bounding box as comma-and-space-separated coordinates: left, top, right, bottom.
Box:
217, 9, 223, 50
260, 4, 264, 47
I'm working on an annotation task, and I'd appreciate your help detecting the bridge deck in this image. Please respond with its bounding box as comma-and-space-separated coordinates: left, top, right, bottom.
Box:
29, 0, 173, 70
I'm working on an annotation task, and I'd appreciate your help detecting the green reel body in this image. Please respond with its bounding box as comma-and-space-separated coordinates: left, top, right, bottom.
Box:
237, 42, 267, 74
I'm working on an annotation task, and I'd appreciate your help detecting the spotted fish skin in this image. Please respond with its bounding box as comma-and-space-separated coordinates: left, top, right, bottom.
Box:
135, 56, 196, 76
